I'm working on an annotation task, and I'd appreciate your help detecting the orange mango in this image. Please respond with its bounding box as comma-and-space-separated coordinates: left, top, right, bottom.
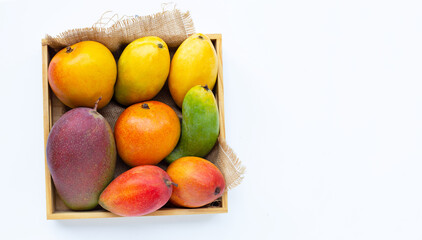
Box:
48, 41, 117, 109
114, 101, 180, 166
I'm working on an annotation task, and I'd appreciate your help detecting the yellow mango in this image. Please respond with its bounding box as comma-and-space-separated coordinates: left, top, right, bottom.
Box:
169, 33, 218, 107
115, 36, 170, 106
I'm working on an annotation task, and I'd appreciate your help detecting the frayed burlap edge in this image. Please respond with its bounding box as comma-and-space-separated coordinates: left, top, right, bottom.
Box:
44, 8, 195, 52
206, 140, 246, 190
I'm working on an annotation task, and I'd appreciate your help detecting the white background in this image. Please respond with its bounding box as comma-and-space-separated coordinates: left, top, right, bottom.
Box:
1, 0, 422, 239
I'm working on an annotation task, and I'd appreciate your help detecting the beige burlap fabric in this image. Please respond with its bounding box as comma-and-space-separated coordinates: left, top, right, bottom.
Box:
47, 8, 245, 193
45, 8, 195, 52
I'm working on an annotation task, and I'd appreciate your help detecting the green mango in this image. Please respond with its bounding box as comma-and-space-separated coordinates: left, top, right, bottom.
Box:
165, 85, 219, 163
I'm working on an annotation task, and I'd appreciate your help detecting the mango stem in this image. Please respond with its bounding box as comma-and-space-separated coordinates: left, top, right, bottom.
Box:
142, 103, 150, 109
66, 46, 73, 53
93, 97, 102, 111
165, 179, 178, 187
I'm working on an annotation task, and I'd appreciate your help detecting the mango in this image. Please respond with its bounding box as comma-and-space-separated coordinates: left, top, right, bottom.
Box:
167, 157, 225, 208
99, 165, 174, 216
168, 33, 218, 107
46, 101, 116, 210
115, 101, 180, 166
165, 85, 219, 163
48, 41, 117, 109
115, 36, 170, 106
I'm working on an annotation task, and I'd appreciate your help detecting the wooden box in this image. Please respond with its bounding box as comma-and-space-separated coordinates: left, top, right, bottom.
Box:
42, 34, 228, 220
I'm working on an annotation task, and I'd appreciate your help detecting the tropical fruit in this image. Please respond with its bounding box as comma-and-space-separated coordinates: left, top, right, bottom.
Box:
115, 101, 180, 166
99, 165, 175, 216
46, 100, 116, 210
165, 85, 219, 163
48, 41, 117, 109
168, 33, 218, 107
115, 36, 170, 106
167, 157, 225, 208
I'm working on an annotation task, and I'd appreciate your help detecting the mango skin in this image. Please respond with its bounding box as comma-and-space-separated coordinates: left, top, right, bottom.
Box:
167, 157, 225, 208
169, 33, 218, 107
115, 101, 181, 166
115, 36, 170, 106
48, 41, 117, 109
165, 85, 219, 163
99, 165, 173, 217
46, 108, 116, 210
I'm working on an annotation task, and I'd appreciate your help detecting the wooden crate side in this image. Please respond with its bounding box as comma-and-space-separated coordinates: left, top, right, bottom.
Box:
48, 206, 228, 220
42, 43, 55, 218
214, 35, 226, 141
212, 35, 228, 213
207, 33, 222, 40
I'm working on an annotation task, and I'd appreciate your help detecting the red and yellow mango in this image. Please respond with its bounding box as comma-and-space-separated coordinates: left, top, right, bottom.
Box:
167, 157, 225, 208
99, 165, 174, 216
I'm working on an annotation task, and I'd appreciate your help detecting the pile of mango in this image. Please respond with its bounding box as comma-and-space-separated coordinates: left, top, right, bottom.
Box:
46, 33, 225, 216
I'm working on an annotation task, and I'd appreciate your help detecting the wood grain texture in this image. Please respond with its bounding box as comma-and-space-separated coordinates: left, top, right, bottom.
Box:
42, 34, 228, 219
215, 34, 226, 141
42, 44, 54, 217
47, 206, 228, 220
212, 34, 228, 212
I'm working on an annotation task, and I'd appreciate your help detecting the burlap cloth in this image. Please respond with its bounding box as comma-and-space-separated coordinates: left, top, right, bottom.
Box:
45, 8, 245, 194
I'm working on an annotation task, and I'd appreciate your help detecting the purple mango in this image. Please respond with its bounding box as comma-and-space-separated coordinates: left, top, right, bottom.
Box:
47, 101, 116, 210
